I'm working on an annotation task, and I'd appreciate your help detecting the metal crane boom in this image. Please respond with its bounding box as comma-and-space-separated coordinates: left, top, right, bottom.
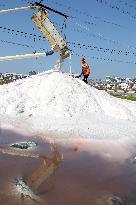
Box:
31, 9, 69, 59
0, 51, 54, 62
0, 6, 34, 14
0, 2, 70, 66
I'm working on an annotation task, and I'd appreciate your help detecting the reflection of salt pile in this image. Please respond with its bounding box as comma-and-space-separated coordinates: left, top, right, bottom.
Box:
15, 178, 41, 203
0, 70, 136, 140
107, 195, 123, 204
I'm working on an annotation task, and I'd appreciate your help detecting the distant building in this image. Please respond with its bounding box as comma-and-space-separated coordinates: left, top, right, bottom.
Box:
4, 72, 28, 80
0, 72, 28, 84
120, 82, 128, 90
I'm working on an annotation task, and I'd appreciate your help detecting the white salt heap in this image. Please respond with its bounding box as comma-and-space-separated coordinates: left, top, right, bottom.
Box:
0, 70, 136, 141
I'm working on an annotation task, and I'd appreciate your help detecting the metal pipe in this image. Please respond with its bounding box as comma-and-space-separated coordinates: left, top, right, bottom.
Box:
0, 6, 35, 14
0, 52, 53, 61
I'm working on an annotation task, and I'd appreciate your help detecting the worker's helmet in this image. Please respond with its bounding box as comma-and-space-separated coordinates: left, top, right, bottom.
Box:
82, 57, 86, 63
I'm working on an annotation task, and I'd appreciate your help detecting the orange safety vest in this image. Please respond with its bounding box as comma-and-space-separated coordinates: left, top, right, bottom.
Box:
82, 63, 90, 76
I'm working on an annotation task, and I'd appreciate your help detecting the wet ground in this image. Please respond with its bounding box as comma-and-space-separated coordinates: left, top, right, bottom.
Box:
0, 128, 136, 205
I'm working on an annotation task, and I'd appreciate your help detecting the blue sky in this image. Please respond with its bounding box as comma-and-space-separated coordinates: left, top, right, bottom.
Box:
0, 0, 136, 78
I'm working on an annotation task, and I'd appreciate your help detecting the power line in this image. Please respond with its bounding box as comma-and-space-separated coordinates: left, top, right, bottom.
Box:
18, 0, 35, 5
1, 22, 135, 58
2, 26, 135, 58
44, 0, 125, 29
0, 25, 46, 41
115, 0, 136, 11
70, 16, 96, 27
1, 30, 136, 66
0, 39, 47, 51
95, 0, 136, 19
0, 1, 129, 48
63, 23, 136, 51
54, 21, 123, 46
19, 0, 126, 29
1, 37, 136, 65
18, 0, 97, 28
46, 0, 136, 52
67, 41, 136, 57
71, 50, 136, 65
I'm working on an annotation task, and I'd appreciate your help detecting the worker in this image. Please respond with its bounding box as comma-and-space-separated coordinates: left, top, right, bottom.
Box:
80, 57, 90, 83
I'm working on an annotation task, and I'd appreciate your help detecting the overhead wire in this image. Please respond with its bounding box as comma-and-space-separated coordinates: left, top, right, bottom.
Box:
37, 0, 136, 51
44, 0, 126, 28
71, 50, 136, 65
95, 0, 136, 19
67, 41, 136, 57
61, 22, 136, 50
53, 22, 123, 46
17, 0, 35, 5
2, 31, 136, 59
0, 39, 48, 53
0, 0, 136, 67
1, 23, 136, 57
0, 25, 46, 41
1, 36, 136, 65
21, 0, 97, 27
115, 0, 136, 11
0, 1, 131, 49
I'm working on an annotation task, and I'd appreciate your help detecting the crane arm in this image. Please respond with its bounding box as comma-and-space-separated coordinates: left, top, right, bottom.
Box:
0, 2, 70, 63
0, 6, 34, 14
0, 51, 54, 62
32, 9, 70, 60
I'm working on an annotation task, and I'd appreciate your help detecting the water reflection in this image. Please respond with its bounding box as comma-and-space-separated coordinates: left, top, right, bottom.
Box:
0, 128, 136, 205
0, 129, 62, 204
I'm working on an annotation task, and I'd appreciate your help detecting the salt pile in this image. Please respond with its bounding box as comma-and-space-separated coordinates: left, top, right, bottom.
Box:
0, 70, 136, 140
